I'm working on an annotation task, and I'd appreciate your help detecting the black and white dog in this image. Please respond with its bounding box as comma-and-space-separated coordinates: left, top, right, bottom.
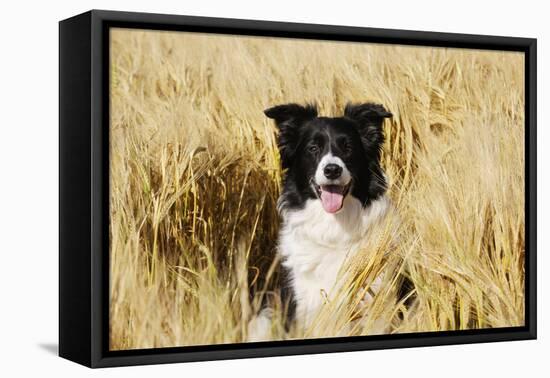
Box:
249, 102, 393, 340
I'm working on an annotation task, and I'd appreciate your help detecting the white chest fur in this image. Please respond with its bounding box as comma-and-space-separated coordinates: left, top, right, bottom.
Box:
279, 195, 389, 325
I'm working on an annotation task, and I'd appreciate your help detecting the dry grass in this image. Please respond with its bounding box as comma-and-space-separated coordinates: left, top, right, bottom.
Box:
109, 28, 525, 350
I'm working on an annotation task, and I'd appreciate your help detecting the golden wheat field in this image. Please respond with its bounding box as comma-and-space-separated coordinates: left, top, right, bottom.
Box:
108, 28, 525, 350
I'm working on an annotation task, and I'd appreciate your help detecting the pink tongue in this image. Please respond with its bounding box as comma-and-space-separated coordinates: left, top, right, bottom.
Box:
320, 188, 344, 213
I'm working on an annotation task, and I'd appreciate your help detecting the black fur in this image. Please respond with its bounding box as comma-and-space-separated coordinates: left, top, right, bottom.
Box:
265, 102, 392, 212
264, 103, 318, 170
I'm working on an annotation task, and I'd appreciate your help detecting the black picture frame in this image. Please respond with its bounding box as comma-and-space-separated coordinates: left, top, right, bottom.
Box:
59, 9, 537, 368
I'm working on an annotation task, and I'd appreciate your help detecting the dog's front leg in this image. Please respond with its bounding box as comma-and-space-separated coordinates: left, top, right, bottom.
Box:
247, 308, 274, 342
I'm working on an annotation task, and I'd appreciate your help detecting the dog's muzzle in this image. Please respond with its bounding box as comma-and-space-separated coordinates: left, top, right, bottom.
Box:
313, 154, 352, 213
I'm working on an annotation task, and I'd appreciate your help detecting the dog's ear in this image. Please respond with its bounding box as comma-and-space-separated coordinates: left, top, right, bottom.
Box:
264, 103, 318, 125
264, 103, 317, 169
344, 102, 392, 155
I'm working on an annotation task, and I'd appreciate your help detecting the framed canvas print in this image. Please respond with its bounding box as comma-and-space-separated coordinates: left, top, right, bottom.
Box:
59, 10, 537, 368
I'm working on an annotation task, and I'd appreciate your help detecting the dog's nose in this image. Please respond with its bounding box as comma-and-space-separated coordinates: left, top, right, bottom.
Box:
323, 164, 343, 179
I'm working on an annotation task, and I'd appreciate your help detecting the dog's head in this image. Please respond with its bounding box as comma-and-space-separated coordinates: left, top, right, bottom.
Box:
265, 103, 392, 213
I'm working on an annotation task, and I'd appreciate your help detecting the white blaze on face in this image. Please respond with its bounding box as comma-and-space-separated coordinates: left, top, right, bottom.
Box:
314, 153, 352, 213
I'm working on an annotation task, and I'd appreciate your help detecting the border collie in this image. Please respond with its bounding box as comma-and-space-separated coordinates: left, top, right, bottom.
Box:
248, 102, 393, 340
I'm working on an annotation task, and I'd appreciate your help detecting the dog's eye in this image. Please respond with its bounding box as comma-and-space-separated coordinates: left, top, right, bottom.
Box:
343, 142, 352, 154
337, 137, 353, 155
308, 145, 319, 154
